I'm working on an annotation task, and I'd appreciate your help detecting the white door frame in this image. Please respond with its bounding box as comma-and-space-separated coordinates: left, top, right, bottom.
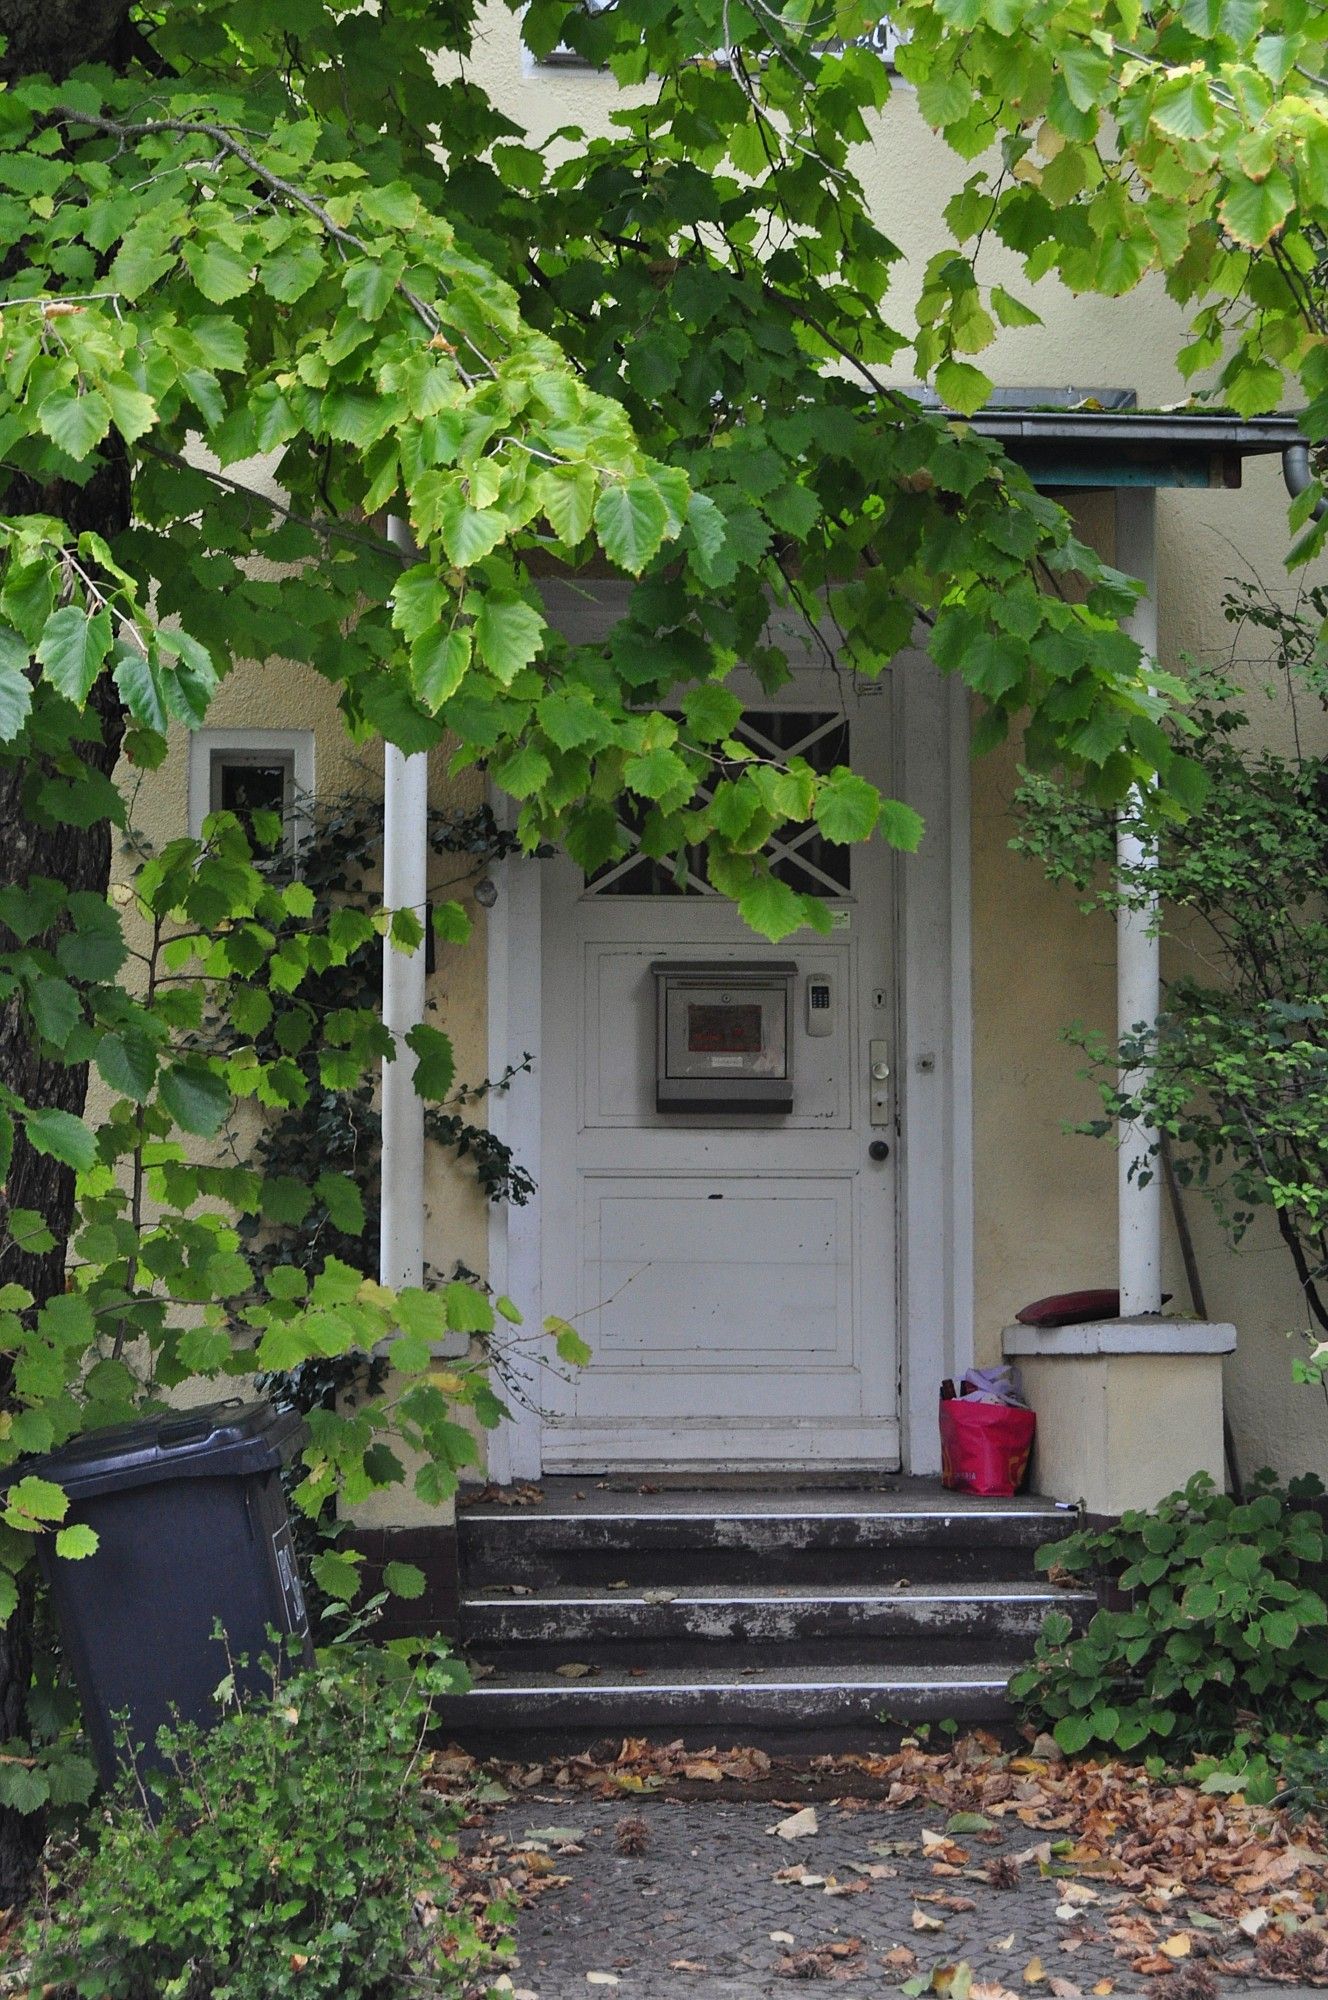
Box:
486, 637, 974, 1481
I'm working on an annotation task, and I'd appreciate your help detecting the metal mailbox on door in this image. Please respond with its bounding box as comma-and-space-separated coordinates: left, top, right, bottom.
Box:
652, 960, 798, 1114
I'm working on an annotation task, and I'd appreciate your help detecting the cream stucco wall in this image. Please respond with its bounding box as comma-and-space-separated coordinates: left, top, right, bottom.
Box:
121, 662, 495, 1288
969, 468, 1328, 1484
114, 659, 496, 1515
112, 24, 1328, 1499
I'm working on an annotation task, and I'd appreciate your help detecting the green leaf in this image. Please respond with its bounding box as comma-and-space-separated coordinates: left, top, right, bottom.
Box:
546, 1314, 592, 1366
111, 641, 168, 733
411, 625, 472, 709
594, 478, 672, 574
102, 376, 157, 444
4, 1475, 69, 1525
183, 236, 252, 303
540, 464, 597, 544
1150, 73, 1216, 141
159, 1063, 231, 1137
261, 238, 325, 302
737, 872, 808, 940
23, 1107, 96, 1171
443, 1281, 494, 1334
266, 1266, 308, 1301
880, 798, 926, 851
432, 900, 471, 944
934, 359, 992, 417
473, 593, 546, 685
1262, 1608, 1300, 1649
0, 626, 33, 740
391, 567, 447, 644
1220, 167, 1295, 248
316, 1171, 366, 1235
58, 895, 127, 981
682, 684, 744, 744
1056, 44, 1110, 111
383, 1560, 426, 1599
1052, 1713, 1095, 1754
435, 485, 511, 567
96, 1029, 158, 1101
990, 287, 1041, 329
623, 745, 689, 802
405, 1022, 455, 1100
343, 256, 400, 319
36, 390, 111, 462
310, 1548, 364, 1604
35, 606, 112, 707
493, 743, 551, 799
917, 70, 973, 126
813, 769, 881, 844
27, 977, 80, 1050
0, 1762, 48, 1816
45, 1754, 96, 1808
54, 1523, 99, 1560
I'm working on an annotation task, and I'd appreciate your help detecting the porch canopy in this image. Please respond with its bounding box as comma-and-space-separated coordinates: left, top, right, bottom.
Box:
938, 388, 1307, 1321
380, 393, 1310, 1330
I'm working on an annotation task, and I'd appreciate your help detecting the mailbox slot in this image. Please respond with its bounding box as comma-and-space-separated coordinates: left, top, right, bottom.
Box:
652, 960, 796, 1114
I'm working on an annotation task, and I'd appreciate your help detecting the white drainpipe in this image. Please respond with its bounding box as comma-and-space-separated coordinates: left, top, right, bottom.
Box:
1114, 486, 1163, 1316
380, 516, 429, 1291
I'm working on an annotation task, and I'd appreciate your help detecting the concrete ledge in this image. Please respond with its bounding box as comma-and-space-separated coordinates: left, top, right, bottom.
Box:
1003, 1318, 1236, 1359
999, 1318, 1234, 1516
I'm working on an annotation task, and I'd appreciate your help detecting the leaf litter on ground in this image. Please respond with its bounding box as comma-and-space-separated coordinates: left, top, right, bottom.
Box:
431, 1728, 1328, 1986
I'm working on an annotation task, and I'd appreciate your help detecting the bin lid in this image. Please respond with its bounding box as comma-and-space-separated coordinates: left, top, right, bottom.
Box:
20, 1399, 308, 1500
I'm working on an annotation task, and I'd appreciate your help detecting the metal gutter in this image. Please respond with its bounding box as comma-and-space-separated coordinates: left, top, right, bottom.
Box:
965, 409, 1302, 455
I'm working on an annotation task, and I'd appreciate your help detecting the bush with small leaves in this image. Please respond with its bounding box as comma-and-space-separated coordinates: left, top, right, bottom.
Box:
22, 1640, 505, 2000
1010, 1472, 1328, 1758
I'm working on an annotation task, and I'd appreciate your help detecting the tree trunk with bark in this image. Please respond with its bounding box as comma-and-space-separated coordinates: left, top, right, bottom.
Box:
0, 0, 137, 1886
0, 455, 129, 1897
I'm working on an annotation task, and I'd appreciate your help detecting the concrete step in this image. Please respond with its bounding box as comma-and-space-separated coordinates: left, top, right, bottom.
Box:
460, 1579, 1093, 1667
458, 1492, 1075, 1590
438, 1659, 1024, 1739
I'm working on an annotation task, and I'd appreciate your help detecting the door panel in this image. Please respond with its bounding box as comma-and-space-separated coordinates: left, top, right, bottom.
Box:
586, 1176, 852, 1362
540, 672, 898, 1469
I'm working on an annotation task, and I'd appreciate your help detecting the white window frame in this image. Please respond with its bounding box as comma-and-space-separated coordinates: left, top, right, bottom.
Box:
188, 727, 315, 852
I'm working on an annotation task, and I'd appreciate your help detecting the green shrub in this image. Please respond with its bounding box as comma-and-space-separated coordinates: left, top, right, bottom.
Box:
23, 1640, 504, 2000
1009, 1472, 1328, 1758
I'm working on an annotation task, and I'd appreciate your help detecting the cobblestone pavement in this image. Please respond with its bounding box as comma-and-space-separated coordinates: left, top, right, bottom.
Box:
478, 1795, 1303, 2000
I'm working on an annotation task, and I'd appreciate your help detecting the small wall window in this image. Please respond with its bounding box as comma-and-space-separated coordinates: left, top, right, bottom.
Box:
188, 728, 314, 854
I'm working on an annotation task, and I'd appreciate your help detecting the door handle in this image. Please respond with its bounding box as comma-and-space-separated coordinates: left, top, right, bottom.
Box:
868, 1139, 891, 1162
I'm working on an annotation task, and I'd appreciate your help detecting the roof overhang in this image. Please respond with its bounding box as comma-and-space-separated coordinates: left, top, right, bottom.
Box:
905, 387, 1305, 491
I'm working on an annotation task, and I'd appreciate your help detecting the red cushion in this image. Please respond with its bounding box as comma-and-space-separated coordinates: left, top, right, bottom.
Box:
1015, 1288, 1121, 1327
1017, 1288, 1172, 1325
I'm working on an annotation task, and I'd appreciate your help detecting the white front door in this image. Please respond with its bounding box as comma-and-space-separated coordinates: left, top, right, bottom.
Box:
539, 674, 899, 1469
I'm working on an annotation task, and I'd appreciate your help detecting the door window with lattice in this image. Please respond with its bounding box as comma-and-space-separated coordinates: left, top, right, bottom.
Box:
586, 711, 852, 899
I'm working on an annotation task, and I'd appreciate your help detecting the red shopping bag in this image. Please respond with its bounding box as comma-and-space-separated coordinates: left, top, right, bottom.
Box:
939, 1396, 1036, 1498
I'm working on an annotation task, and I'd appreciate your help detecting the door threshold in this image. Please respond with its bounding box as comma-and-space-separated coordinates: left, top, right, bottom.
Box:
543, 1467, 906, 1491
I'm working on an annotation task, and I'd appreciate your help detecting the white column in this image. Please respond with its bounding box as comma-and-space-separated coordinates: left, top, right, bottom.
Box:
1114, 487, 1163, 1317
380, 517, 429, 1290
